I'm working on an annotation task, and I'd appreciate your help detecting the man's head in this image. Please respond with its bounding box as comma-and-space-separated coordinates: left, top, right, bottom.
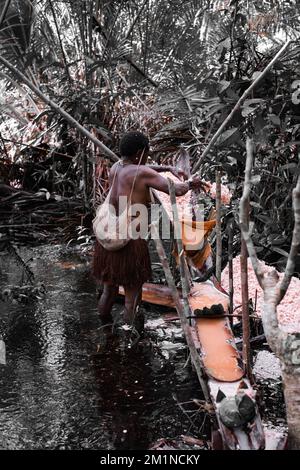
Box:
120, 131, 150, 164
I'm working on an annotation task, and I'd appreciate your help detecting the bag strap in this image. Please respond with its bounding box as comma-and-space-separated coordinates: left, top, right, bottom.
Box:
128, 149, 145, 205
110, 160, 121, 189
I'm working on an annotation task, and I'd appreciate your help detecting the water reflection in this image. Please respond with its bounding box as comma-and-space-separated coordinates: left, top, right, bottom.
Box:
0, 245, 204, 449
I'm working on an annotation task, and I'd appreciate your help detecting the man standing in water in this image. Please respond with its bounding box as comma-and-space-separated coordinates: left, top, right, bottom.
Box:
93, 131, 204, 328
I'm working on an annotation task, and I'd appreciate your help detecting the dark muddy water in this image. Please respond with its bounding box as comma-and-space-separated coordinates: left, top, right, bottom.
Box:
0, 245, 207, 450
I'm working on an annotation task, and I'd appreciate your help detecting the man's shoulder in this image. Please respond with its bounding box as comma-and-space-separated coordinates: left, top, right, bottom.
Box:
109, 162, 119, 175
138, 165, 157, 177
126, 165, 154, 180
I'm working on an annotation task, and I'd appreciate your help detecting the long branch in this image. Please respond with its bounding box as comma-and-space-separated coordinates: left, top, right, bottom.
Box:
0, 55, 119, 162
239, 138, 264, 287
240, 138, 288, 357
215, 168, 222, 281
278, 175, 300, 302
193, 40, 292, 173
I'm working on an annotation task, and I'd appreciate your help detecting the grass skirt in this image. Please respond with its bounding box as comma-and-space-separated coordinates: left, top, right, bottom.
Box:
92, 239, 152, 287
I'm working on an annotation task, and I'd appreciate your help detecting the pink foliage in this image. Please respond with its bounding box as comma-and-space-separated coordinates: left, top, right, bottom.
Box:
158, 172, 192, 219
222, 257, 300, 333
205, 182, 232, 205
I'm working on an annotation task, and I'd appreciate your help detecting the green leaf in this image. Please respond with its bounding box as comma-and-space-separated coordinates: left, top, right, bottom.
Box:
251, 175, 261, 185
252, 71, 263, 81
250, 201, 262, 209
255, 214, 272, 224
219, 80, 230, 93
216, 127, 239, 147
279, 163, 298, 172
0, 340, 6, 365
244, 99, 264, 106
269, 114, 281, 126
242, 107, 255, 117
269, 246, 289, 258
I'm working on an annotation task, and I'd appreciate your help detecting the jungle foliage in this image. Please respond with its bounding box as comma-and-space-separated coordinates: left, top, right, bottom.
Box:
0, 0, 300, 266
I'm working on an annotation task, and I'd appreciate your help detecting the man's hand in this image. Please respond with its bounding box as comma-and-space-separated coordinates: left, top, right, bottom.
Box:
188, 176, 211, 192
169, 167, 188, 181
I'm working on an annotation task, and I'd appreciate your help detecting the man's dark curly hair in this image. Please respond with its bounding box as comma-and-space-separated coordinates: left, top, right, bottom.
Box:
119, 131, 149, 159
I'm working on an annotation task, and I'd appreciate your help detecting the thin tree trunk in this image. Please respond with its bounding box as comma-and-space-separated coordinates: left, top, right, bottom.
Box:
240, 132, 300, 449
240, 138, 253, 381
282, 370, 300, 450
228, 221, 234, 321
215, 169, 222, 282
241, 236, 252, 380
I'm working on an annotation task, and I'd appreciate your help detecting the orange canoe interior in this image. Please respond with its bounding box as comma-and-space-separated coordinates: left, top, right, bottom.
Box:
119, 282, 244, 382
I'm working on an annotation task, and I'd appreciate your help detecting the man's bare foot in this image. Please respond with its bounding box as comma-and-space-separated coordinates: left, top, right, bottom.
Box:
133, 311, 144, 335
99, 312, 113, 324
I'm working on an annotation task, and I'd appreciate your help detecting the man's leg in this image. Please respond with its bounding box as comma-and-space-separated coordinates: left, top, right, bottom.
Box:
98, 282, 119, 321
124, 283, 143, 325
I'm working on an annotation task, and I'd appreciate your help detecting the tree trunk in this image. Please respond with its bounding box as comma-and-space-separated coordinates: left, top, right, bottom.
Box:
282, 369, 300, 449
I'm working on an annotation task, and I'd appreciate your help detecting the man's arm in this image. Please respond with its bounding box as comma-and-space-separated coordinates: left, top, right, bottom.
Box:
148, 165, 171, 173
148, 165, 188, 180
143, 167, 189, 196
143, 168, 211, 196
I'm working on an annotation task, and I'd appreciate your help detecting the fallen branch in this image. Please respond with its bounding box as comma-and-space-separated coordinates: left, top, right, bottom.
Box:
124, 56, 158, 88
235, 334, 266, 350
0, 56, 119, 162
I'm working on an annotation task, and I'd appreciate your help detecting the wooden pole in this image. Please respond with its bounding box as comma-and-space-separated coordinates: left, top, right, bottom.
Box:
228, 220, 234, 323
151, 222, 210, 401
215, 168, 222, 282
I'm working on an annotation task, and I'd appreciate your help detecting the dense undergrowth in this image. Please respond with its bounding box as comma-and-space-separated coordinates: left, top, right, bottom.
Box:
0, 0, 299, 272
